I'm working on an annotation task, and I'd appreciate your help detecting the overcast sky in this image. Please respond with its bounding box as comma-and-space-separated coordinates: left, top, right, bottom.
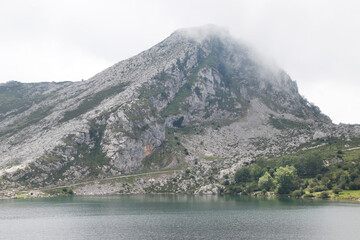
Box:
1, 0, 359, 124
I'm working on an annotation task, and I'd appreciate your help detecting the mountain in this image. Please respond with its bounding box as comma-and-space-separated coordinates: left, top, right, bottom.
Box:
1, 25, 359, 195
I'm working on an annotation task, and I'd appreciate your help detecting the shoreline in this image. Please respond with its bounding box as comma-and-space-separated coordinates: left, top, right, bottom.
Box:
1, 189, 360, 202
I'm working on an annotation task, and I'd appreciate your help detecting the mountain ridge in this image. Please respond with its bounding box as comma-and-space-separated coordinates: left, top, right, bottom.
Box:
0, 25, 359, 196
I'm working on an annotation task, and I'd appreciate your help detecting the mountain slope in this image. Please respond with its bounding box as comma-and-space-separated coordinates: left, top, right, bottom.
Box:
1, 25, 359, 193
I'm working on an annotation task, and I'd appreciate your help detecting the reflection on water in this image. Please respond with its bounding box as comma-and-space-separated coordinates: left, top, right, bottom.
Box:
0, 195, 359, 240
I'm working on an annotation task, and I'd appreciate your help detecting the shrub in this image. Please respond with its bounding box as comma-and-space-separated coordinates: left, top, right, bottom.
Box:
250, 164, 264, 181
228, 185, 244, 194
261, 189, 267, 195
184, 149, 189, 155
292, 190, 302, 198
245, 182, 258, 194
320, 191, 330, 199
172, 116, 184, 128
321, 177, 333, 189
303, 193, 315, 198
258, 172, 275, 191
235, 167, 251, 183
332, 187, 343, 194
349, 180, 360, 190
303, 179, 309, 188
314, 185, 327, 192
350, 172, 359, 181
337, 172, 350, 189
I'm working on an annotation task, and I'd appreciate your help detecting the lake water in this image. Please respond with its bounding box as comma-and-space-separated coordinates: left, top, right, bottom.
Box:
0, 195, 359, 240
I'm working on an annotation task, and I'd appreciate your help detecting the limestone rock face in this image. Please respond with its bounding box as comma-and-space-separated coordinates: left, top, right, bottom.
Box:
0, 25, 358, 191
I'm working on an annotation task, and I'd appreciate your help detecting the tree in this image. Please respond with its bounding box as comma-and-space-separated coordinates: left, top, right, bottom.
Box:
258, 172, 275, 191
295, 152, 323, 176
338, 172, 350, 189
349, 178, 360, 190
274, 166, 296, 194
172, 116, 184, 128
251, 164, 264, 181
320, 191, 330, 198
235, 167, 251, 183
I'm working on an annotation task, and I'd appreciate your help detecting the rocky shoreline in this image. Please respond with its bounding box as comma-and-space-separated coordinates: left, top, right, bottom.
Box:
2, 188, 360, 202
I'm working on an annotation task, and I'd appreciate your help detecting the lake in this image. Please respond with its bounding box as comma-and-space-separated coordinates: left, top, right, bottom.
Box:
0, 195, 359, 239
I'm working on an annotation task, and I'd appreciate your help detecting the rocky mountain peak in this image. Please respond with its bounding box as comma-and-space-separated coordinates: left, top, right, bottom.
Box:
0, 25, 345, 193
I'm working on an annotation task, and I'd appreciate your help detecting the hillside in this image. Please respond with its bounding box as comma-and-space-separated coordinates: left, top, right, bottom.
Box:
1, 25, 360, 197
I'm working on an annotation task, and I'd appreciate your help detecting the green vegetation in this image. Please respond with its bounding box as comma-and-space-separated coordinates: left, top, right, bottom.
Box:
138, 71, 170, 100
269, 115, 310, 130
61, 82, 128, 123
228, 137, 360, 200
274, 166, 296, 194
160, 75, 198, 117
337, 190, 360, 199
258, 172, 275, 191
0, 80, 63, 138
0, 81, 54, 115
194, 86, 202, 99
44, 187, 74, 196
120, 100, 158, 139
15, 119, 111, 187
70, 120, 109, 175
0, 105, 54, 138
172, 116, 184, 128
235, 167, 251, 183
161, 41, 250, 119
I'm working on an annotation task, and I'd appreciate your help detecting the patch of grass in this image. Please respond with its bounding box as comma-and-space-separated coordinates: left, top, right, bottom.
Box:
44, 187, 74, 196
0, 105, 54, 138
161, 76, 198, 117
343, 149, 360, 161
42, 120, 110, 183
269, 116, 310, 130
72, 120, 110, 175
206, 88, 240, 114
17, 119, 111, 186
0, 81, 55, 115
121, 100, 158, 139
204, 157, 225, 161
37, 153, 64, 165
138, 72, 170, 99
60, 82, 128, 123
337, 190, 360, 199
